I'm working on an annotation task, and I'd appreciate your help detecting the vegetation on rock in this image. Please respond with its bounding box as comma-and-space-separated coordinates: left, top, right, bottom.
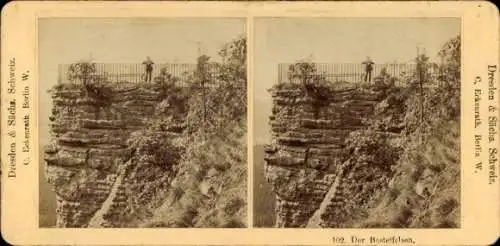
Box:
46, 36, 247, 228
338, 35, 461, 228
263, 35, 460, 228
128, 36, 247, 227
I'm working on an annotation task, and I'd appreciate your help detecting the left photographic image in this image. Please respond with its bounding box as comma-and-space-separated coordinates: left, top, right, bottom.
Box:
38, 18, 247, 228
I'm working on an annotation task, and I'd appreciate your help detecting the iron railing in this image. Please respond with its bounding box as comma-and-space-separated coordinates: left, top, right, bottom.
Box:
58, 63, 223, 86
277, 63, 442, 87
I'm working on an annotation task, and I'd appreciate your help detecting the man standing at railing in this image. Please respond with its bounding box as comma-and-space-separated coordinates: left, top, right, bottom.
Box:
142, 56, 154, 82
362, 56, 374, 83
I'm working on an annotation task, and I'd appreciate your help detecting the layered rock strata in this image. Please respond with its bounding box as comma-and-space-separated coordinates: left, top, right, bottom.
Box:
44, 83, 164, 227
264, 83, 387, 227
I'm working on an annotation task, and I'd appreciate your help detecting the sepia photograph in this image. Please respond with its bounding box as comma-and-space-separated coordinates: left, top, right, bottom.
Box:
1, 1, 498, 245
38, 18, 247, 228
253, 18, 461, 228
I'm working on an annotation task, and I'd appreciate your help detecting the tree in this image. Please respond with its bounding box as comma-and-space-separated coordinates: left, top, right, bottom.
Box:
66, 61, 112, 119
194, 55, 211, 127
288, 61, 322, 86
218, 35, 247, 88
67, 62, 95, 85
155, 67, 180, 86
415, 52, 430, 124
437, 35, 460, 88
287, 61, 331, 118
216, 36, 247, 122
185, 36, 247, 134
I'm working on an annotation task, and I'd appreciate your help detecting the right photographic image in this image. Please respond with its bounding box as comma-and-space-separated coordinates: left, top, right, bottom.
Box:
253, 18, 461, 228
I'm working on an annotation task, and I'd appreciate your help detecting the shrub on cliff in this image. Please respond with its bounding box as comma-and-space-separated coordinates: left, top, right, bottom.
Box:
127, 131, 184, 169
65, 61, 114, 108
370, 87, 408, 133
287, 61, 332, 98
123, 130, 186, 223
283, 61, 338, 118
344, 130, 401, 172
331, 129, 401, 227
154, 67, 181, 87
151, 80, 190, 133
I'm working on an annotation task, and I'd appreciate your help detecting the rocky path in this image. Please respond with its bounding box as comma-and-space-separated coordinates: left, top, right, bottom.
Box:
87, 160, 130, 228
306, 168, 344, 228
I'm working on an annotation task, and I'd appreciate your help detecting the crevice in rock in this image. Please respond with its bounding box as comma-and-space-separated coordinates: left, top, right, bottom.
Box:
87, 159, 131, 228
306, 167, 345, 228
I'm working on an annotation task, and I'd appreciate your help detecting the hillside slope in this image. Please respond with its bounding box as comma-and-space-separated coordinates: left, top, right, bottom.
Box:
321, 83, 461, 228
360, 120, 460, 228
142, 123, 247, 228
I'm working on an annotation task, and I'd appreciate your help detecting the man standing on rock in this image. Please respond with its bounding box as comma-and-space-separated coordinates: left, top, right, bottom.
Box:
362, 56, 374, 83
142, 56, 154, 82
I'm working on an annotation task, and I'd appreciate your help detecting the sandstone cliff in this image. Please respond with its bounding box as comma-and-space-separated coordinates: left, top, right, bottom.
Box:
264, 81, 460, 228
44, 37, 247, 228
44, 82, 166, 227
44, 80, 246, 228
264, 82, 389, 227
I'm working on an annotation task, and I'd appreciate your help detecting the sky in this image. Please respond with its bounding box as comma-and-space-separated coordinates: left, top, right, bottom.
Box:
253, 17, 461, 145
38, 18, 245, 144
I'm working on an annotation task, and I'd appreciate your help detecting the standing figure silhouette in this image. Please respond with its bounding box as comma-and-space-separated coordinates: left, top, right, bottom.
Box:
362, 56, 374, 83
142, 56, 154, 82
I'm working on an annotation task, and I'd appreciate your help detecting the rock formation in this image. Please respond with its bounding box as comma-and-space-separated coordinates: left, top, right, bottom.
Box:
44, 80, 247, 228
264, 82, 389, 227
44, 83, 173, 227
